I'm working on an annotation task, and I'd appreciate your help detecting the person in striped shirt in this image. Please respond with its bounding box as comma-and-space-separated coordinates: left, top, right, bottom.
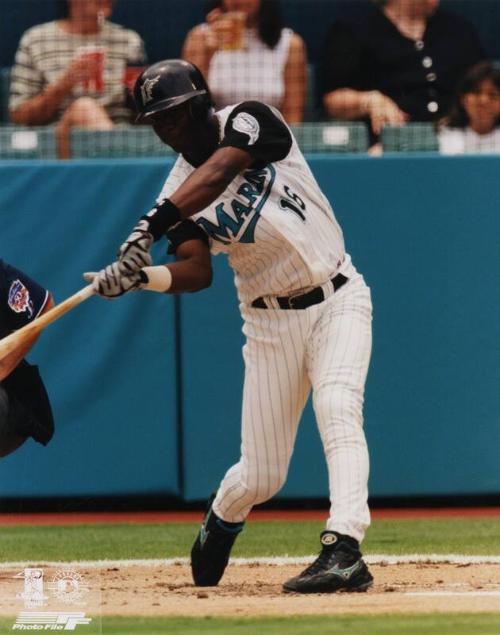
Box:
9, 0, 146, 158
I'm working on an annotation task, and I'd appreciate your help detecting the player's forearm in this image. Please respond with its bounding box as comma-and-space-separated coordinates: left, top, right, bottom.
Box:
0, 294, 53, 379
10, 76, 74, 125
0, 336, 37, 381
164, 260, 212, 293
170, 148, 253, 217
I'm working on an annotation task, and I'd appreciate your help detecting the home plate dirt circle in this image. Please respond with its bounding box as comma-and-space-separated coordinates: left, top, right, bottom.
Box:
1, 561, 499, 617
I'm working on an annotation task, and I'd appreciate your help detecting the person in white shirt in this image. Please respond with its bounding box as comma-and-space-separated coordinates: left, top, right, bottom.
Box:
439, 61, 500, 155
182, 0, 306, 124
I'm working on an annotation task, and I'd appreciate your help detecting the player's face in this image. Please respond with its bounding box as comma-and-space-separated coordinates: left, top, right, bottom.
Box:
462, 78, 500, 133
148, 104, 193, 151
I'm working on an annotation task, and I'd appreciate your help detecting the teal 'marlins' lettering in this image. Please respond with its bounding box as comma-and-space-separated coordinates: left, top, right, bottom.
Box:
196, 166, 275, 244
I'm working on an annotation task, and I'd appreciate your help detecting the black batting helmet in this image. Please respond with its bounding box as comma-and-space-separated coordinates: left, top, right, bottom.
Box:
133, 59, 213, 122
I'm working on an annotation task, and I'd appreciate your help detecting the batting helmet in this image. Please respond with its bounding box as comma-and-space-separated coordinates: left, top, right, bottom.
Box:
133, 59, 213, 122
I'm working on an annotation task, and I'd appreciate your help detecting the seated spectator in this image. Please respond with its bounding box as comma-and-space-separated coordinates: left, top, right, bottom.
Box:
182, 0, 306, 123
319, 0, 484, 137
9, 0, 146, 158
438, 62, 500, 155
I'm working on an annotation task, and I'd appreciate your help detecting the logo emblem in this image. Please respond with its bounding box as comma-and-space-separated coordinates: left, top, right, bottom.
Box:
140, 75, 160, 105
321, 532, 338, 547
8, 280, 34, 318
48, 570, 90, 605
15, 569, 48, 608
232, 112, 260, 145
327, 561, 363, 580
13, 611, 92, 630
13, 567, 94, 631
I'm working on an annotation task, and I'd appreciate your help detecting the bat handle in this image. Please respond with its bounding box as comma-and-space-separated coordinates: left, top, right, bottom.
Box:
36, 284, 95, 330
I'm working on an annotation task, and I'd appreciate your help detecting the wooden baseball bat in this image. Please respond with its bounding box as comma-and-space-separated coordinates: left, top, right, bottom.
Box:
0, 284, 95, 361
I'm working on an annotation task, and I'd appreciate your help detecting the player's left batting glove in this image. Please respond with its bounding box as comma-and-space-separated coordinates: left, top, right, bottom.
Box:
118, 199, 182, 271
84, 262, 148, 299
117, 219, 154, 272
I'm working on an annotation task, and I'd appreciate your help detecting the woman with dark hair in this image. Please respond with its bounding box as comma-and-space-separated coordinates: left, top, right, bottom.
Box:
320, 0, 484, 137
439, 62, 500, 154
182, 0, 306, 123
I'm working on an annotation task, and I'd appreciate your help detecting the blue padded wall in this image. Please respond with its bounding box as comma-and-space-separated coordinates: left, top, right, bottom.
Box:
0, 155, 499, 500
180, 155, 500, 500
0, 160, 179, 497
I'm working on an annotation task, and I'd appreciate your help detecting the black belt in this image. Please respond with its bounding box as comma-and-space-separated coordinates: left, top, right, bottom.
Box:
251, 273, 348, 310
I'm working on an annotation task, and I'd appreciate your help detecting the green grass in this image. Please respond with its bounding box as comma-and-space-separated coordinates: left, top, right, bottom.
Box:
2, 614, 499, 635
0, 517, 499, 562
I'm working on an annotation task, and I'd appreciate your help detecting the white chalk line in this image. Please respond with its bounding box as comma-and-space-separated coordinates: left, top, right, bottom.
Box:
0, 553, 499, 569
407, 591, 500, 597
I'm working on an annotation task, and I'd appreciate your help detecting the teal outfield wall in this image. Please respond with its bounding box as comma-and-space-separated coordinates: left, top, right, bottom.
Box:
0, 156, 499, 501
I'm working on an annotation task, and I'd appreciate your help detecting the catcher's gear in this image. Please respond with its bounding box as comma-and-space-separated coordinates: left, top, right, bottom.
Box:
1, 362, 54, 446
117, 219, 153, 271
133, 59, 213, 123
84, 263, 147, 299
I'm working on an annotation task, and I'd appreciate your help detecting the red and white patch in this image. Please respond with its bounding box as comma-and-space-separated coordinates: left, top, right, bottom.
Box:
8, 279, 34, 318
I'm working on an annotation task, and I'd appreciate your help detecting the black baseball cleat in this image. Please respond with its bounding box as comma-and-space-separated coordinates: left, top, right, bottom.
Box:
190, 495, 244, 586
282, 530, 373, 594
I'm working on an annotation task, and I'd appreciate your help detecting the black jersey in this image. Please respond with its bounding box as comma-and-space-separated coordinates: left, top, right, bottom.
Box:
0, 259, 49, 339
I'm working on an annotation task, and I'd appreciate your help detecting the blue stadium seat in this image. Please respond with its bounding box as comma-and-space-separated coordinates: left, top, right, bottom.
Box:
70, 126, 174, 158
381, 123, 439, 152
0, 67, 11, 123
291, 122, 369, 153
0, 125, 57, 159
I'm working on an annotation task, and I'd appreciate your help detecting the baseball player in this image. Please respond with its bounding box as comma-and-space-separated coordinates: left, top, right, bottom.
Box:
86, 59, 373, 594
0, 260, 55, 457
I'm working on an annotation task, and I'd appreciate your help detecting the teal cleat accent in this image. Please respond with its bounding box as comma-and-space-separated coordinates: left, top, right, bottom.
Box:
190, 494, 244, 587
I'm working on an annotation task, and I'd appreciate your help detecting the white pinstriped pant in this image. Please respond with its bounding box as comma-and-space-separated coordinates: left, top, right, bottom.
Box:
212, 267, 373, 543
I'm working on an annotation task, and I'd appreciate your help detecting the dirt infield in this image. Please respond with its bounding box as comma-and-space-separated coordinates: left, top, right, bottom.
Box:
1, 562, 499, 617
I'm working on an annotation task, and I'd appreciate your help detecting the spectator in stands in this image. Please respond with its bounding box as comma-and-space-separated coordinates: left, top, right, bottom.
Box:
182, 0, 306, 123
438, 62, 500, 155
9, 0, 146, 158
319, 0, 484, 137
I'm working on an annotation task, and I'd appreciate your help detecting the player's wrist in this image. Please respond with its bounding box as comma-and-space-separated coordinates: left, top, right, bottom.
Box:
139, 266, 173, 293
142, 198, 181, 241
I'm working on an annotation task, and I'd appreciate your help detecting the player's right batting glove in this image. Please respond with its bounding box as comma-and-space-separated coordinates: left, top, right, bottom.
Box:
84, 262, 147, 299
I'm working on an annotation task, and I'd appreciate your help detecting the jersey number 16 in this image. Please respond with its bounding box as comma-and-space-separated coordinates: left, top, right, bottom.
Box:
279, 185, 306, 221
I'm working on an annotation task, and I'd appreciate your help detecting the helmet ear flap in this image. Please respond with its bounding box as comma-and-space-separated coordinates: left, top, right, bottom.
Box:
189, 94, 212, 122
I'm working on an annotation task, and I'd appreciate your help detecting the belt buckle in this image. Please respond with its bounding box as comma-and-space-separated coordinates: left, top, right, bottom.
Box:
287, 290, 304, 309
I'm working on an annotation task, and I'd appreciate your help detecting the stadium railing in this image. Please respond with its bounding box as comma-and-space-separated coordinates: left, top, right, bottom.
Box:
291, 121, 369, 153
0, 67, 11, 124
0, 125, 57, 159
381, 123, 439, 153
70, 126, 174, 159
